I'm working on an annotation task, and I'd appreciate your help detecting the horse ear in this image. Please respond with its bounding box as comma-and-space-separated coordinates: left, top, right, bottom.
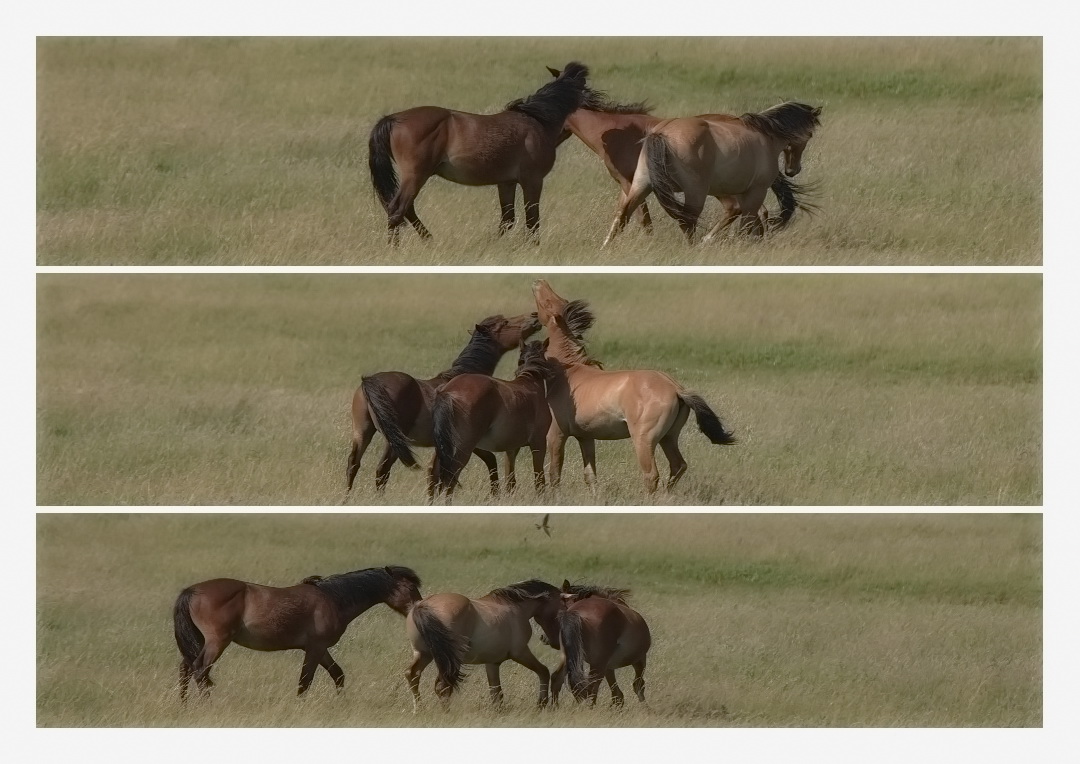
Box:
561, 579, 571, 591
546, 66, 561, 78
813, 106, 823, 117
385, 566, 393, 575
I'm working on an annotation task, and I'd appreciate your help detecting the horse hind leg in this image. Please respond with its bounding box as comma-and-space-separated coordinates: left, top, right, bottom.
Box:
406, 650, 432, 712
475, 449, 500, 495
387, 171, 432, 244
191, 637, 230, 696
659, 404, 691, 490
298, 648, 324, 696
345, 413, 377, 494
484, 663, 505, 705
605, 670, 625, 707
374, 442, 399, 491
178, 659, 194, 702
632, 658, 647, 703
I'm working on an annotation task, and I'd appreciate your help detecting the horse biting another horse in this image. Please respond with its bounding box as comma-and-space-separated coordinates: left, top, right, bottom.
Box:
405, 579, 564, 709
547, 67, 812, 240
346, 312, 540, 495
173, 565, 422, 700
368, 63, 590, 243
430, 341, 557, 503
603, 102, 822, 246
544, 581, 652, 706
533, 279, 736, 493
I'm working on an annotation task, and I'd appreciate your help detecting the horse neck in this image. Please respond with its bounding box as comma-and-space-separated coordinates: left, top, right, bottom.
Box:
544, 323, 590, 366
325, 579, 394, 623
438, 337, 505, 380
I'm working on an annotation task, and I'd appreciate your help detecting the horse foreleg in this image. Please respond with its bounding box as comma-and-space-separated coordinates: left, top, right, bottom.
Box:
509, 648, 552, 707
406, 651, 432, 712
319, 651, 345, 691
497, 182, 516, 235
700, 197, 740, 245
605, 670, 625, 707
484, 663, 505, 705
639, 201, 654, 233
530, 439, 546, 494
520, 178, 543, 243
298, 648, 322, 695
579, 437, 598, 490
546, 421, 567, 487
475, 449, 499, 495
504, 448, 519, 494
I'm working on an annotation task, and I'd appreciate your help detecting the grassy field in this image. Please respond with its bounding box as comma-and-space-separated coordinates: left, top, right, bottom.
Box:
35, 513, 1042, 727
36, 273, 1041, 506
36, 37, 1041, 266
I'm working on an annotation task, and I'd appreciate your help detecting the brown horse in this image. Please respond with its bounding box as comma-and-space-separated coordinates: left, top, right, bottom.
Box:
346, 312, 540, 494
173, 565, 422, 700
533, 279, 736, 493
405, 579, 564, 709
547, 68, 811, 237
368, 63, 589, 243
603, 102, 822, 246
430, 341, 556, 503
544, 581, 652, 706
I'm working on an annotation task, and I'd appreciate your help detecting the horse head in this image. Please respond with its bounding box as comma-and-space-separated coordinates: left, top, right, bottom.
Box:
384, 565, 423, 615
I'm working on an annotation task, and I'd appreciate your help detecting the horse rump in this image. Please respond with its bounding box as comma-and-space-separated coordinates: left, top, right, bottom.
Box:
679, 392, 737, 445
411, 603, 468, 693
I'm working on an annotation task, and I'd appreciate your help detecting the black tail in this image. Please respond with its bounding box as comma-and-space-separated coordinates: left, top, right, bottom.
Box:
559, 610, 589, 700
361, 375, 418, 468
411, 603, 467, 692
767, 175, 820, 231
644, 132, 696, 229
173, 587, 204, 666
368, 115, 399, 210
431, 392, 462, 490
679, 392, 737, 445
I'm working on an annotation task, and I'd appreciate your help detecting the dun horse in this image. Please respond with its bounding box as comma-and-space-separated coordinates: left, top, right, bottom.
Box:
346, 312, 540, 494
368, 63, 589, 243
603, 102, 822, 246
533, 279, 736, 493
430, 341, 556, 503
405, 579, 564, 708
544, 581, 652, 706
547, 68, 810, 238
173, 565, 422, 700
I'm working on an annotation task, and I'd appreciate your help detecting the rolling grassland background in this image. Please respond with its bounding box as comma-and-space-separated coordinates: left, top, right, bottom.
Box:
37, 37, 1041, 266
35, 513, 1042, 727
37, 273, 1040, 506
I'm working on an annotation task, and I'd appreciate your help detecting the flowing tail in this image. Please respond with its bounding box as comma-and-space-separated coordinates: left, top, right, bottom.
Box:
679, 392, 737, 445
644, 132, 696, 229
768, 175, 821, 231
368, 115, 399, 210
411, 603, 468, 693
431, 392, 463, 490
559, 609, 590, 700
361, 375, 418, 468
173, 587, 204, 669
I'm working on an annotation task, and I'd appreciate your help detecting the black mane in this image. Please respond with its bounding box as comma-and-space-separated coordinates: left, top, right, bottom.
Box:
740, 101, 821, 143
565, 582, 631, 605
486, 578, 560, 603
505, 62, 589, 129
581, 86, 652, 115
515, 341, 557, 382
442, 317, 507, 377
304, 565, 421, 610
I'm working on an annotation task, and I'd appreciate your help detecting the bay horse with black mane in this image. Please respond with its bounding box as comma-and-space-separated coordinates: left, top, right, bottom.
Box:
603, 101, 822, 246
346, 312, 540, 495
173, 565, 422, 700
533, 279, 737, 493
405, 579, 564, 709
543, 581, 652, 706
546, 67, 813, 239
430, 340, 557, 503
368, 63, 589, 243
